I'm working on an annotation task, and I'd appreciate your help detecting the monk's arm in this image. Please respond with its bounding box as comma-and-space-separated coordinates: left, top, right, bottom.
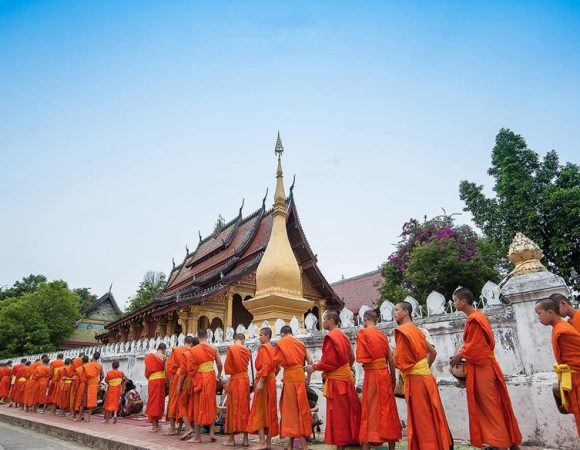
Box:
460, 321, 489, 365
387, 345, 396, 386
312, 339, 340, 372
426, 341, 437, 367
175, 372, 186, 395
305, 350, 314, 366
349, 345, 355, 366
215, 351, 223, 377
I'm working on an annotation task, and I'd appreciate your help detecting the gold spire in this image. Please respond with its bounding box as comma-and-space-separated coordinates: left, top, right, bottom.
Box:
508, 232, 547, 277
244, 133, 312, 325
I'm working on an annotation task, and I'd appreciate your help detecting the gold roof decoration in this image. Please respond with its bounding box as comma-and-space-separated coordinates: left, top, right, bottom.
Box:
507, 232, 547, 277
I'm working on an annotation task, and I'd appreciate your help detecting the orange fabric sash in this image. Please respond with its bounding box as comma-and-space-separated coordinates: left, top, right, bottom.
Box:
108, 378, 122, 387
323, 363, 353, 396
148, 371, 165, 381
283, 365, 305, 382
266, 371, 276, 379
363, 358, 387, 370
230, 372, 249, 381
87, 378, 99, 385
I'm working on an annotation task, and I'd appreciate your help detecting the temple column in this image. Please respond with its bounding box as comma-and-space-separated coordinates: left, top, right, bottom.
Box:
177, 310, 190, 336
166, 317, 176, 336
318, 300, 327, 323
188, 307, 199, 335
226, 293, 233, 328
157, 317, 167, 337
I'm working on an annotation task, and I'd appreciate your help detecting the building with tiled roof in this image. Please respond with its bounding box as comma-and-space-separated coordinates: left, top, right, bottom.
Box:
331, 270, 383, 314
98, 139, 342, 343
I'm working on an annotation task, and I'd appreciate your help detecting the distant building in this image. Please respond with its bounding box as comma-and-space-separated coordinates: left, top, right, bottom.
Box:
331, 270, 383, 315
62, 291, 122, 348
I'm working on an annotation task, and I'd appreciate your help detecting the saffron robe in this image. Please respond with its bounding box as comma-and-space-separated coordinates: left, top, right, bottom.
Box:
46, 359, 64, 404
246, 342, 279, 436
461, 311, 522, 448
0, 366, 11, 397
69, 357, 83, 408
178, 349, 195, 421
224, 344, 251, 433
165, 346, 188, 421
104, 369, 125, 413
8, 364, 23, 400
188, 342, 217, 426
14, 366, 29, 404
73, 365, 88, 411
59, 364, 75, 409
552, 320, 580, 436
144, 352, 166, 422
274, 335, 313, 438
24, 361, 40, 406
49, 366, 64, 406
569, 312, 580, 334
34, 365, 52, 406
84, 361, 102, 408
356, 326, 402, 444
313, 328, 361, 446
395, 322, 452, 450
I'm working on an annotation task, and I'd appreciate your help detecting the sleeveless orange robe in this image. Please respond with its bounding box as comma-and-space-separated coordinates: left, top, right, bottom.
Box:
50, 366, 64, 406
144, 353, 166, 422
552, 320, 580, 436
104, 369, 124, 413
395, 322, 452, 450
188, 342, 217, 426
69, 357, 83, 408
274, 335, 312, 438
356, 326, 401, 444
84, 361, 102, 408
313, 328, 361, 445
462, 311, 522, 448
73, 366, 88, 410
165, 346, 188, 421
46, 359, 64, 404
246, 343, 279, 436
24, 362, 40, 406
60, 364, 75, 409
34, 365, 52, 405
14, 366, 29, 403
224, 345, 251, 433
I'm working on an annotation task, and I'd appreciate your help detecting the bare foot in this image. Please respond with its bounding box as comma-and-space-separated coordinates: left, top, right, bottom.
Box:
149, 427, 160, 433
223, 441, 236, 447
163, 431, 178, 436
179, 430, 194, 441
188, 437, 202, 443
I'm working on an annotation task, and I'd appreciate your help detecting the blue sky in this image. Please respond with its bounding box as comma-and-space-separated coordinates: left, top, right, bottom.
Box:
1, 1, 579, 308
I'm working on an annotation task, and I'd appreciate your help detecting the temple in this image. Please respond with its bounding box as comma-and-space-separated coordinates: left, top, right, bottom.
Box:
98, 134, 342, 343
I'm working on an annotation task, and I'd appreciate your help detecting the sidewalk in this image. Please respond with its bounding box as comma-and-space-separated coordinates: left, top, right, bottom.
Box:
0, 406, 283, 450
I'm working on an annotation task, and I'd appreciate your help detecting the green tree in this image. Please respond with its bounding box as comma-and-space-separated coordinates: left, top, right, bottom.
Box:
0, 274, 47, 301
125, 271, 167, 314
459, 129, 580, 288
0, 280, 80, 357
73, 287, 95, 313
379, 215, 499, 304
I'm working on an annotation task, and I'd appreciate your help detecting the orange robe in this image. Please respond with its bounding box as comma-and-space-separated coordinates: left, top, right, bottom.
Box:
188, 342, 217, 426
69, 357, 83, 409
46, 359, 64, 404
34, 365, 52, 406
246, 343, 279, 436
50, 366, 64, 406
73, 365, 88, 410
24, 362, 40, 406
274, 335, 312, 438
59, 365, 75, 409
395, 322, 452, 450
313, 328, 361, 445
144, 352, 166, 422
104, 369, 125, 413
8, 364, 23, 400
461, 311, 522, 448
552, 319, 580, 436
84, 361, 102, 408
224, 345, 251, 434
178, 349, 194, 421
14, 366, 29, 403
356, 326, 401, 444
165, 346, 188, 421
0, 366, 11, 397
569, 312, 580, 334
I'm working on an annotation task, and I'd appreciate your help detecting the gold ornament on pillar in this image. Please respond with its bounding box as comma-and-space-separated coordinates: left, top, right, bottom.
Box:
507, 232, 548, 277
244, 132, 313, 325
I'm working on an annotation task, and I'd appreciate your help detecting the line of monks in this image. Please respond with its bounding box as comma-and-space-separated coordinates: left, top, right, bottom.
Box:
1, 289, 579, 449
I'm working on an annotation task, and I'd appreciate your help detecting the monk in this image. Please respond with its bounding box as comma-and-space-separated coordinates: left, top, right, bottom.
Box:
306, 310, 361, 450
72, 355, 89, 420
536, 298, 580, 436
33, 356, 52, 413
175, 336, 199, 440
144, 342, 167, 432
69, 353, 85, 415
58, 359, 74, 416
48, 360, 67, 415
553, 293, 580, 334
46, 353, 64, 408
0, 361, 11, 404
356, 310, 401, 450
78, 352, 104, 422
450, 287, 522, 450
246, 327, 279, 450
166, 336, 194, 436
276, 325, 313, 450
187, 328, 222, 443
394, 301, 452, 450
24, 357, 42, 412
7, 359, 26, 407
13, 361, 30, 408
104, 360, 126, 424
224, 333, 251, 447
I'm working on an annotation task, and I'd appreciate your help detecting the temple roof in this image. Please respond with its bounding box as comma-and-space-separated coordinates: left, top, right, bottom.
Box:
106, 192, 341, 330
82, 291, 122, 316
331, 270, 383, 314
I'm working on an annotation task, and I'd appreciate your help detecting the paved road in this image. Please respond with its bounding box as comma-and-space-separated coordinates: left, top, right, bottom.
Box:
0, 422, 90, 450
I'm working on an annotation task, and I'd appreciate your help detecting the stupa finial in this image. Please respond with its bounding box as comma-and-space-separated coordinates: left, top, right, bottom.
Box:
508, 232, 547, 277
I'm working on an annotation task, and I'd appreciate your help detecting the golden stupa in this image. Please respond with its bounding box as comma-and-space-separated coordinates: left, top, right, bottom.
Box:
507, 232, 548, 277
